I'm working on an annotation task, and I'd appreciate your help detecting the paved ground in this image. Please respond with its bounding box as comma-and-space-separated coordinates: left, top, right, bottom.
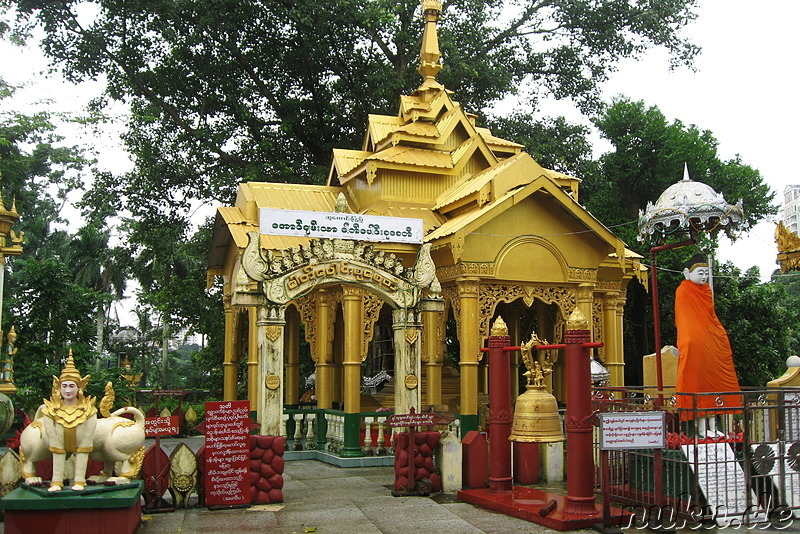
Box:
137, 460, 565, 534
2, 437, 798, 533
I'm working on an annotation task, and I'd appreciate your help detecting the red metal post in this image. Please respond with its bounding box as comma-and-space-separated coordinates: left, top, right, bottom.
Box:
486, 329, 513, 493
564, 325, 602, 516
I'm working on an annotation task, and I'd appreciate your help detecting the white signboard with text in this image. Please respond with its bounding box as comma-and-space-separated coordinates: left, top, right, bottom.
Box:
599, 412, 666, 450
260, 208, 424, 244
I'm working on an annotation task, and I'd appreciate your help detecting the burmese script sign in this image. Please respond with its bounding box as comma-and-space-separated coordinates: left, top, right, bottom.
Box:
205, 400, 250, 507
145, 416, 179, 437
599, 412, 666, 450
260, 208, 424, 244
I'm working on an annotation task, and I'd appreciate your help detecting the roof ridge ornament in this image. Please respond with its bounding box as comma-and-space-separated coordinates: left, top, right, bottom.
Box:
417, 0, 444, 92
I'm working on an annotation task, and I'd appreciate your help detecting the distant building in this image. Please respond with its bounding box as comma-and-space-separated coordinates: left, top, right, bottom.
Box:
781, 185, 800, 234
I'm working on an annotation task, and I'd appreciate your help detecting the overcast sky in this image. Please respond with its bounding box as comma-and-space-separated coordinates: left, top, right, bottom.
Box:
2, 0, 798, 289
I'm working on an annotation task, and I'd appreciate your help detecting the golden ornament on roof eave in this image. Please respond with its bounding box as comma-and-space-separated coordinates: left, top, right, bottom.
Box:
637, 167, 743, 243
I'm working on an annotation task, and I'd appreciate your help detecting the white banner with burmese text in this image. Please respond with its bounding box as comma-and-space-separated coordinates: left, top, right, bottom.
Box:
260, 208, 424, 244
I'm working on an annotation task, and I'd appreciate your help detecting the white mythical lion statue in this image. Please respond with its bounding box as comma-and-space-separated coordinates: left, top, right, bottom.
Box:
19, 353, 145, 491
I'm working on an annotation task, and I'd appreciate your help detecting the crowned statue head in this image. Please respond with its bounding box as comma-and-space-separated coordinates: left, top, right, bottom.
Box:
683, 253, 710, 286
52, 350, 91, 406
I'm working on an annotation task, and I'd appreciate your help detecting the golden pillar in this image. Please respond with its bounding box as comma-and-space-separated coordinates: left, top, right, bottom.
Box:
341, 286, 364, 457
247, 307, 259, 407
616, 289, 627, 384
315, 289, 334, 409
457, 278, 480, 431
333, 309, 344, 406
576, 283, 595, 337
422, 308, 443, 406
602, 292, 624, 386
284, 306, 300, 406
342, 286, 363, 415
222, 300, 239, 401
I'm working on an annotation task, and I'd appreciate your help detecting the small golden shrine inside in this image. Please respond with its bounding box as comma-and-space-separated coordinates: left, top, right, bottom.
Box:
207, 0, 645, 452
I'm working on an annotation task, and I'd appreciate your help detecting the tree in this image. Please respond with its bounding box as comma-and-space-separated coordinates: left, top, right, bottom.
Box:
0, 79, 102, 411
66, 223, 129, 355
712, 264, 800, 387
3, 0, 700, 199
587, 98, 774, 244
581, 97, 779, 386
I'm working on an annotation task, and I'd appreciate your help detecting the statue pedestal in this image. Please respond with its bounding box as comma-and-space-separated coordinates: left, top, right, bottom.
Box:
0, 481, 143, 534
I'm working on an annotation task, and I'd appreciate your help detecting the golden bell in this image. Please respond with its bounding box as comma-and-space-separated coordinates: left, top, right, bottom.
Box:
509, 384, 565, 443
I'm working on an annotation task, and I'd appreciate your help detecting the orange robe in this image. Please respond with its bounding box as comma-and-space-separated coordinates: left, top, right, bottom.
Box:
674, 280, 741, 419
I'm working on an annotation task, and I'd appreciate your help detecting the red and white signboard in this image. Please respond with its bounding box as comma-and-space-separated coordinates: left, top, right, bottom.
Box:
145, 416, 180, 437
204, 400, 250, 507
599, 412, 666, 450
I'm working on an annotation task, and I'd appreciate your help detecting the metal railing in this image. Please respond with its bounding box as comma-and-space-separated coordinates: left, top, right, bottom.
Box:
592, 386, 800, 529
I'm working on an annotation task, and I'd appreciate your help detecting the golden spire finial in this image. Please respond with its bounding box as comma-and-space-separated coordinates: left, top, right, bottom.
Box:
417, 0, 443, 91
567, 308, 589, 330
490, 316, 508, 337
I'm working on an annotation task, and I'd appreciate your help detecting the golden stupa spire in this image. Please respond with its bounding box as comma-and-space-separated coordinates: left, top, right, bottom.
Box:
417, 0, 443, 91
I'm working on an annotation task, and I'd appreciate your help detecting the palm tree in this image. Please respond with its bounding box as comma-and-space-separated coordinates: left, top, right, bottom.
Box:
67, 224, 129, 356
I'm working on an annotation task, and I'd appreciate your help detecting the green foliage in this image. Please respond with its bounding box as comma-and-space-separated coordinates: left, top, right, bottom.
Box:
487, 113, 595, 177
577, 98, 780, 385
713, 264, 800, 387
585, 97, 776, 248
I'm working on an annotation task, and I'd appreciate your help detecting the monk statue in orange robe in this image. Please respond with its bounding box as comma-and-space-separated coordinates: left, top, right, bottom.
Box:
674, 254, 741, 436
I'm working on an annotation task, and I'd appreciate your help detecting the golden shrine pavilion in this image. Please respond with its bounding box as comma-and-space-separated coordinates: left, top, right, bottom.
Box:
207, 0, 645, 455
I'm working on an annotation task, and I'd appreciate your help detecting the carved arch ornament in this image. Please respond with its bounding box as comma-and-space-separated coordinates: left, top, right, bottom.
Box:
239, 233, 442, 363
239, 231, 441, 309
442, 281, 577, 343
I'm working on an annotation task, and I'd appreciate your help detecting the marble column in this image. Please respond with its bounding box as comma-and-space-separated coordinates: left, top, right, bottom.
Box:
257, 304, 286, 436
393, 307, 423, 415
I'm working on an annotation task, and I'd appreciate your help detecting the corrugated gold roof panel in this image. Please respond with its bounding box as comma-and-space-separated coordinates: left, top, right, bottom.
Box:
397, 121, 440, 137
368, 115, 404, 146
433, 154, 520, 210
545, 168, 581, 183
367, 145, 452, 168
241, 182, 345, 212
476, 127, 524, 149
332, 149, 370, 177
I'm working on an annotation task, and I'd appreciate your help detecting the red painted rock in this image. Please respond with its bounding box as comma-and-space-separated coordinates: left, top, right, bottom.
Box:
271, 456, 284, 474
259, 462, 275, 479
267, 473, 283, 489
257, 435, 273, 450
